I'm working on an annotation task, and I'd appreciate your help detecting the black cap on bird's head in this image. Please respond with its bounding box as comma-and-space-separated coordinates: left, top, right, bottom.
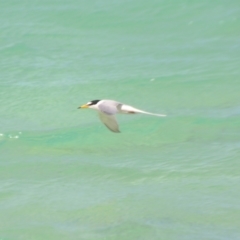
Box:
88, 100, 100, 105
78, 100, 100, 109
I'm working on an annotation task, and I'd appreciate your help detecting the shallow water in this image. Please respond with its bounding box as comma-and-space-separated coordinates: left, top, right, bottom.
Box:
1, 0, 240, 239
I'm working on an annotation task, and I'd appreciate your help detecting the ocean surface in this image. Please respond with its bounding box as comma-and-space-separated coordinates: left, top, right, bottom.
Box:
1, 0, 240, 239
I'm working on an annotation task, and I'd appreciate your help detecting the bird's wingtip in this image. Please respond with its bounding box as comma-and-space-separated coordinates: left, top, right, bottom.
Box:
113, 129, 121, 133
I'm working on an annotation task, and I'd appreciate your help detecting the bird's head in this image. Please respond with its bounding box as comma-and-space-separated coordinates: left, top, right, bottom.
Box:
78, 100, 100, 109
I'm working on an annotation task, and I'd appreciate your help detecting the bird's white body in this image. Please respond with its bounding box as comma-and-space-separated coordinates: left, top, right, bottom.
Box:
80, 99, 166, 133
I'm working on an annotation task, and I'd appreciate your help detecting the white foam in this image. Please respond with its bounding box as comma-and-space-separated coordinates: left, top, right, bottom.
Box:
9, 135, 19, 139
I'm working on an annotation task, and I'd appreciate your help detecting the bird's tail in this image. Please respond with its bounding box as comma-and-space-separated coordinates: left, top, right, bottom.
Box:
141, 111, 166, 117
121, 104, 166, 117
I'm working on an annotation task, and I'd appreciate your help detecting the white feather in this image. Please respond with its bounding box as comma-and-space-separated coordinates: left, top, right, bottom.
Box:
120, 104, 166, 117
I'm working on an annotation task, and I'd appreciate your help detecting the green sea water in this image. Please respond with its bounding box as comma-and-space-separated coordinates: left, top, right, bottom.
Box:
1, 0, 240, 239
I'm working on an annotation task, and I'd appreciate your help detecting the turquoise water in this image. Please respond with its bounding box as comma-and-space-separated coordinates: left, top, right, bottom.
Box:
1, 0, 240, 239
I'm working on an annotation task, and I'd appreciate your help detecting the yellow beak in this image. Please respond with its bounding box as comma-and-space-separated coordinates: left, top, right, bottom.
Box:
78, 104, 89, 109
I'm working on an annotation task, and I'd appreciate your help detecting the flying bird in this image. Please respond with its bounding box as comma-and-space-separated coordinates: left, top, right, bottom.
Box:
78, 99, 166, 133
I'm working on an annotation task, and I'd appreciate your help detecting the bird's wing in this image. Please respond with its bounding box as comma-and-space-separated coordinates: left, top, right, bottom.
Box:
98, 112, 120, 133
120, 104, 166, 117
98, 101, 120, 115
